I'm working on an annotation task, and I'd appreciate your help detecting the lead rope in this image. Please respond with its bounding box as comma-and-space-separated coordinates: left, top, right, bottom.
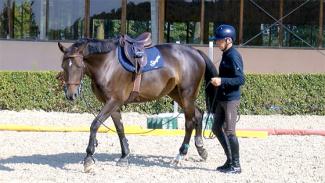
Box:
203, 81, 218, 139
80, 84, 182, 135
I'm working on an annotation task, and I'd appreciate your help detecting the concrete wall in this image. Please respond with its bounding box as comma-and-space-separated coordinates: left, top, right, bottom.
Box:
1, 40, 325, 73
0, 40, 72, 71
197, 47, 325, 74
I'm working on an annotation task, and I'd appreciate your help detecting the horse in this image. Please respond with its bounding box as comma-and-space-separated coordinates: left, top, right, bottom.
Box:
57, 34, 218, 172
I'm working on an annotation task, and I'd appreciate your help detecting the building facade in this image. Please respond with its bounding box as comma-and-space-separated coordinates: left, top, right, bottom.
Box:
0, 0, 324, 72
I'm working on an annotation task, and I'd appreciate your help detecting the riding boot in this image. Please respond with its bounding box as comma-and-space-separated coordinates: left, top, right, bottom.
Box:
221, 134, 241, 174
215, 130, 232, 171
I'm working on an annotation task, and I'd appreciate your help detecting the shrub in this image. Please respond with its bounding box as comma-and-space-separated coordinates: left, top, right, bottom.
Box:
0, 72, 324, 115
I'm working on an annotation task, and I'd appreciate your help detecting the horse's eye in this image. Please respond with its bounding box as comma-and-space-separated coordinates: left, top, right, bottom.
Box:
62, 60, 70, 69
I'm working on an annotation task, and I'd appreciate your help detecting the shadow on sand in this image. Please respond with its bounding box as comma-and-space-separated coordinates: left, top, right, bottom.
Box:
0, 152, 212, 172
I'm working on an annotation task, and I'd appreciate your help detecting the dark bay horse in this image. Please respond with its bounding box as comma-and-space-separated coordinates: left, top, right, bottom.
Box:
58, 36, 218, 172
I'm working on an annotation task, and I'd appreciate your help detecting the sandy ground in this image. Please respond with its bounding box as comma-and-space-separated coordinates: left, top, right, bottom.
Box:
0, 110, 324, 183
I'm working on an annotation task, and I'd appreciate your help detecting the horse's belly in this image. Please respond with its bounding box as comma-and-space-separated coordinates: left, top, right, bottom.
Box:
138, 76, 176, 100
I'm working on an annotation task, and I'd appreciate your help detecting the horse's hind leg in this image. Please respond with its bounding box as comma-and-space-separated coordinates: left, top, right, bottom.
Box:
111, 109, 130, 166
169, 89, 207, 164
181, 105, 208, 161
175, 101, 195, 164
193, 107, 208, 161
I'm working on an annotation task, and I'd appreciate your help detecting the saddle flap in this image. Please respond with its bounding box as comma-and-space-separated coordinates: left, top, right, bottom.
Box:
122, 41, 147, 70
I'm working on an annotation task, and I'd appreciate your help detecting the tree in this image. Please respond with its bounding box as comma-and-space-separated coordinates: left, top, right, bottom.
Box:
13, 0, 39, 39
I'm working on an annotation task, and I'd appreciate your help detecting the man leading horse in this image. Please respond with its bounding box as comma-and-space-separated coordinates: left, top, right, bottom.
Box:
58, 33, 218, 173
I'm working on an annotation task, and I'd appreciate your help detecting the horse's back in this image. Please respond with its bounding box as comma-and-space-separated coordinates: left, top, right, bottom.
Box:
155, 43, 206, 84
137, 43, 206, 100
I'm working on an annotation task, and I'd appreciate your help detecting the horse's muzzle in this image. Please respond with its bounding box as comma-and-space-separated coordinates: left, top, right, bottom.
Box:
64, 83, 82, 101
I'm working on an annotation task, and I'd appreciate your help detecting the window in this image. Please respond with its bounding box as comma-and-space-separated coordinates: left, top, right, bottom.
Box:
47, 0, 84, 40
243, 0, 280, 46
90, 0, 121, 39
0, 0, 8, 38
165, 0, 201, 44
205, 0, 240, 44
127, 0, 151, 38
11, 0, 42, 40
283, 0, 319, 47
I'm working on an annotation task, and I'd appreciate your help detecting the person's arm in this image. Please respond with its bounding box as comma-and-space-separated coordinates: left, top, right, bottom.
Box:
220, 55, 245, 86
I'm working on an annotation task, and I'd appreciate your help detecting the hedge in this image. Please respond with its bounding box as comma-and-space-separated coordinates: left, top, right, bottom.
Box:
0, 71, 324, 115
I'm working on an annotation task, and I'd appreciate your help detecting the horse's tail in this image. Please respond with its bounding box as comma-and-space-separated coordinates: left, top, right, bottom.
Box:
197, 49, 218, 113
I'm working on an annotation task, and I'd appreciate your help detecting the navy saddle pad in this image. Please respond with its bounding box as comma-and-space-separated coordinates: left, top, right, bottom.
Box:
117, 46, 164, 73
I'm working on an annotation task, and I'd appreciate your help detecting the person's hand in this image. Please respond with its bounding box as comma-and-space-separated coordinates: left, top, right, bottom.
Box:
211, 77, 222, 86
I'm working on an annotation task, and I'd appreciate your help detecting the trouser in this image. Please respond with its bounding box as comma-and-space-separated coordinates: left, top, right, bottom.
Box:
212, 100, 239, 135
212, 100, 240, 167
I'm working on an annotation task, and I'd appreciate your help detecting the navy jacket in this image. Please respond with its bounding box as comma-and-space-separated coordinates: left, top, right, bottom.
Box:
217, 47, 245, 101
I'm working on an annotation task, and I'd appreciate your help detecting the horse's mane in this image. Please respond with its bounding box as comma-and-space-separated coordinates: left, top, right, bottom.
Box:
72, 37, 119, 55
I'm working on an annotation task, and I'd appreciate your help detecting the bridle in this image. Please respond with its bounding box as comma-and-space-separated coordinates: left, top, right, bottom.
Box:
63, 53, 85, 96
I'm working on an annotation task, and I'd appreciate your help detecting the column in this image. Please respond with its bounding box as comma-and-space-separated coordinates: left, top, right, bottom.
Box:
39, 0, 47, 40
279, 0, 284, 47
151, 0, 158, 44
239, 0, 244, 45
158, 0, 165, 43
319, 0, 323, 48
200, 0, 205, 44
84, 0, 90, 38
121, 0, 127, 35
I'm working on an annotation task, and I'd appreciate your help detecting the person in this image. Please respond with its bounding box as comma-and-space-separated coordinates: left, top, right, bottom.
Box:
210, 24, 245, 174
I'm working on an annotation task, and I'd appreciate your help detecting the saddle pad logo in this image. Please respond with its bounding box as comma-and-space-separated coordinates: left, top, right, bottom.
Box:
150, 55, 161, 67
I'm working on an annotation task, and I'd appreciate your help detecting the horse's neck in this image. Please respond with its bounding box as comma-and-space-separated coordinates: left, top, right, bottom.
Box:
85, 52, 114, 84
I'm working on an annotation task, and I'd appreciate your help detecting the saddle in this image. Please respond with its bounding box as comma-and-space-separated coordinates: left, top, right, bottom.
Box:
119, 32, 153, 102
119, 32, 152, 73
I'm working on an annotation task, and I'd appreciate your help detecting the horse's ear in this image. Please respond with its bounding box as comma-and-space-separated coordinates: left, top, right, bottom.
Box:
58, 42, 67, 53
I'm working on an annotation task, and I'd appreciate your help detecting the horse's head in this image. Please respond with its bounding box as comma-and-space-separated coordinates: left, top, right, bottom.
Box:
58, 42, 87, 101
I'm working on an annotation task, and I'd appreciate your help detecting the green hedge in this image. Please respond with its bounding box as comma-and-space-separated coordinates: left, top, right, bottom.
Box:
0, 72, 324, 115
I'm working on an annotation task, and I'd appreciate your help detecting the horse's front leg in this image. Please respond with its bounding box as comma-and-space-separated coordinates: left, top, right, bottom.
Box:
84, 99, 121, 173
111, 109, 130, 166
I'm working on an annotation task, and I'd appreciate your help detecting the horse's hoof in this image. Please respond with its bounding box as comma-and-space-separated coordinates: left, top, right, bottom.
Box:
116, 157, 129, 167
199, 148, 208, 161
83, 157, 95, 173
171, 159, 181, 167
184, 154, 189, 161
171, 154, 184, 167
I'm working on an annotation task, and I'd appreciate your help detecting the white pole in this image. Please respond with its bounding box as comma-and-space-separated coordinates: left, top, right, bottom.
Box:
208, 41, 214, 61
173, 102, 178, 114
173, 41, 181, 114
206, 41, 214, 118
